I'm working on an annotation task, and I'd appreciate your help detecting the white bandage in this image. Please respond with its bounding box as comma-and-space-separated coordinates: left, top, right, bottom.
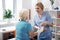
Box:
37, 26, 44, 40
37, 27, 44, 34
34, 26, 40, 30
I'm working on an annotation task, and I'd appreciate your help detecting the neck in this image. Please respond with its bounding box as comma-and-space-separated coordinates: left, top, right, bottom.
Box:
38, 11, 43, 16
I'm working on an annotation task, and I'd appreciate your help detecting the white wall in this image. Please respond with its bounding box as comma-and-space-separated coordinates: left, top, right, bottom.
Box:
22, 0, 32, 9
22, 0, 37, 19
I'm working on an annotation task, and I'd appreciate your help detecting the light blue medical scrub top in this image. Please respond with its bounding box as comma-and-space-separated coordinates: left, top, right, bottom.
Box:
16, 20, 32, 40
33, 11, 53, 39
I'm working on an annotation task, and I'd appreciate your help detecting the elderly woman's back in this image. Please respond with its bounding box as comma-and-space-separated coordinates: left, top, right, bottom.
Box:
16, 9, 38, 40
16, 20, 32, 40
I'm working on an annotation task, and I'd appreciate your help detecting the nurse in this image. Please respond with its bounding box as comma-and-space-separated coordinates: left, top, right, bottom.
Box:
16, 9, 38, 40
33, 2, 53, 40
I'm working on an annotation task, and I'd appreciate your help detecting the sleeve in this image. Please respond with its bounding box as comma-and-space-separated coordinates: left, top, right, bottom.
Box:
26, 23, 32, 33
46, 12, 53, 24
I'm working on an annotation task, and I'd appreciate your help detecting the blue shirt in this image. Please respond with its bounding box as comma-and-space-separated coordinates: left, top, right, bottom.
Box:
16, 20, 32, 40
33, 11, 53, 38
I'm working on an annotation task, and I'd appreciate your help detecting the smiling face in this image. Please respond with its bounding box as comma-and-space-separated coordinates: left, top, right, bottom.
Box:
35, 2, 44, 15
35, 5, 42, 13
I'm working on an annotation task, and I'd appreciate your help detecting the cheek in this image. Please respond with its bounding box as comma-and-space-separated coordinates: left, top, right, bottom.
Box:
36, 9, 39, 11
36, 9, 39, 12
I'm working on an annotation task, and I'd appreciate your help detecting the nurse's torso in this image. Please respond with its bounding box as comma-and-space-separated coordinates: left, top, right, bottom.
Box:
34, 11, 52, 38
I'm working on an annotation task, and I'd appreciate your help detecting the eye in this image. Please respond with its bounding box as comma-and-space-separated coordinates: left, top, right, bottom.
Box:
36, 8, 39, 9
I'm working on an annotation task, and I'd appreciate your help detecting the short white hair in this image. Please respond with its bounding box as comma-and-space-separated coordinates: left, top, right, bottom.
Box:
19, 9, 29, 20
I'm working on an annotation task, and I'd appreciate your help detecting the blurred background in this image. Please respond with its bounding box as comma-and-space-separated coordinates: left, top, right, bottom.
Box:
0, 0, 60, 40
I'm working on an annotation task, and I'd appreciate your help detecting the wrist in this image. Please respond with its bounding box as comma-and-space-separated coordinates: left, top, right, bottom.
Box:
47, 21, 51, 26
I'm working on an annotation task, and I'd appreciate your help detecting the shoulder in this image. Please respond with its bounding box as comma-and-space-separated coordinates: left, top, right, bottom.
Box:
43, 11, 49, 14
43, 11, 50, 16
23, 21, 31, 26
26, 22, 31, 26
16, 21, 29, 26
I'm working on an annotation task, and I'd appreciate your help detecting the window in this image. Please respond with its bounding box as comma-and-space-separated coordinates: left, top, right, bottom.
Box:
5, 0, 13, 14
0, 0, 22, 21
16, 0, 22, 20
0, 0, 3, 20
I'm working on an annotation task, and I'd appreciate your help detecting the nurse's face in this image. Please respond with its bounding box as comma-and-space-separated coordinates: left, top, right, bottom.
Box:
35, 6, 43, 14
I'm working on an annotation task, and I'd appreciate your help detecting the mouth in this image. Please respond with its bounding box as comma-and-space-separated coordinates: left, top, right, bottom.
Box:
36, 11, 39, 13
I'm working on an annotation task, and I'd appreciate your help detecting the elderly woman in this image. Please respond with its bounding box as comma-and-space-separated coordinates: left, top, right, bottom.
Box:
16, 9, 38, 40
33, 2, 53, 40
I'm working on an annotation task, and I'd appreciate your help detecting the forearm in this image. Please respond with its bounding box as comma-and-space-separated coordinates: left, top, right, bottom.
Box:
47, 22, 53, 27
33, 32, 38, 37
29, 31, 38, 38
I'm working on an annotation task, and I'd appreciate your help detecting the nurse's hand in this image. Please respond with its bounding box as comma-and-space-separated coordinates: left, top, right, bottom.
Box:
40, 22, 47, 32
41, 21, 48, 26
37, 27, 44, 33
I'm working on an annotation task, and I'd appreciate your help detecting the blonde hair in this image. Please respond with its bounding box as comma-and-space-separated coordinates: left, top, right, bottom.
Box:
36, 2, 44, 10
19, 9, 29, 21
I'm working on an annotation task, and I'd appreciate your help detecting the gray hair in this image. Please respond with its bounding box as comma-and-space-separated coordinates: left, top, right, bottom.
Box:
19, 9, 29, 21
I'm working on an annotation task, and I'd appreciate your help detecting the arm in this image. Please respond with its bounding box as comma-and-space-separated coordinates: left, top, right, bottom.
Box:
47, 21, 53, 27
41, 21, 53, 27
29, 31, 38, 38
46, 12, 53, 27
27, 23, 38, 38
41, 12, 53, 27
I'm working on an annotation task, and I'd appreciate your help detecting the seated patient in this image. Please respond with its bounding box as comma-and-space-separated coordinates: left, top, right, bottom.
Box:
16, 9, 40, 40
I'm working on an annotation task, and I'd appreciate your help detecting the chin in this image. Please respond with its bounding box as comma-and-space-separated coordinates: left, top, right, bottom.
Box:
36, 11, 39, 13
